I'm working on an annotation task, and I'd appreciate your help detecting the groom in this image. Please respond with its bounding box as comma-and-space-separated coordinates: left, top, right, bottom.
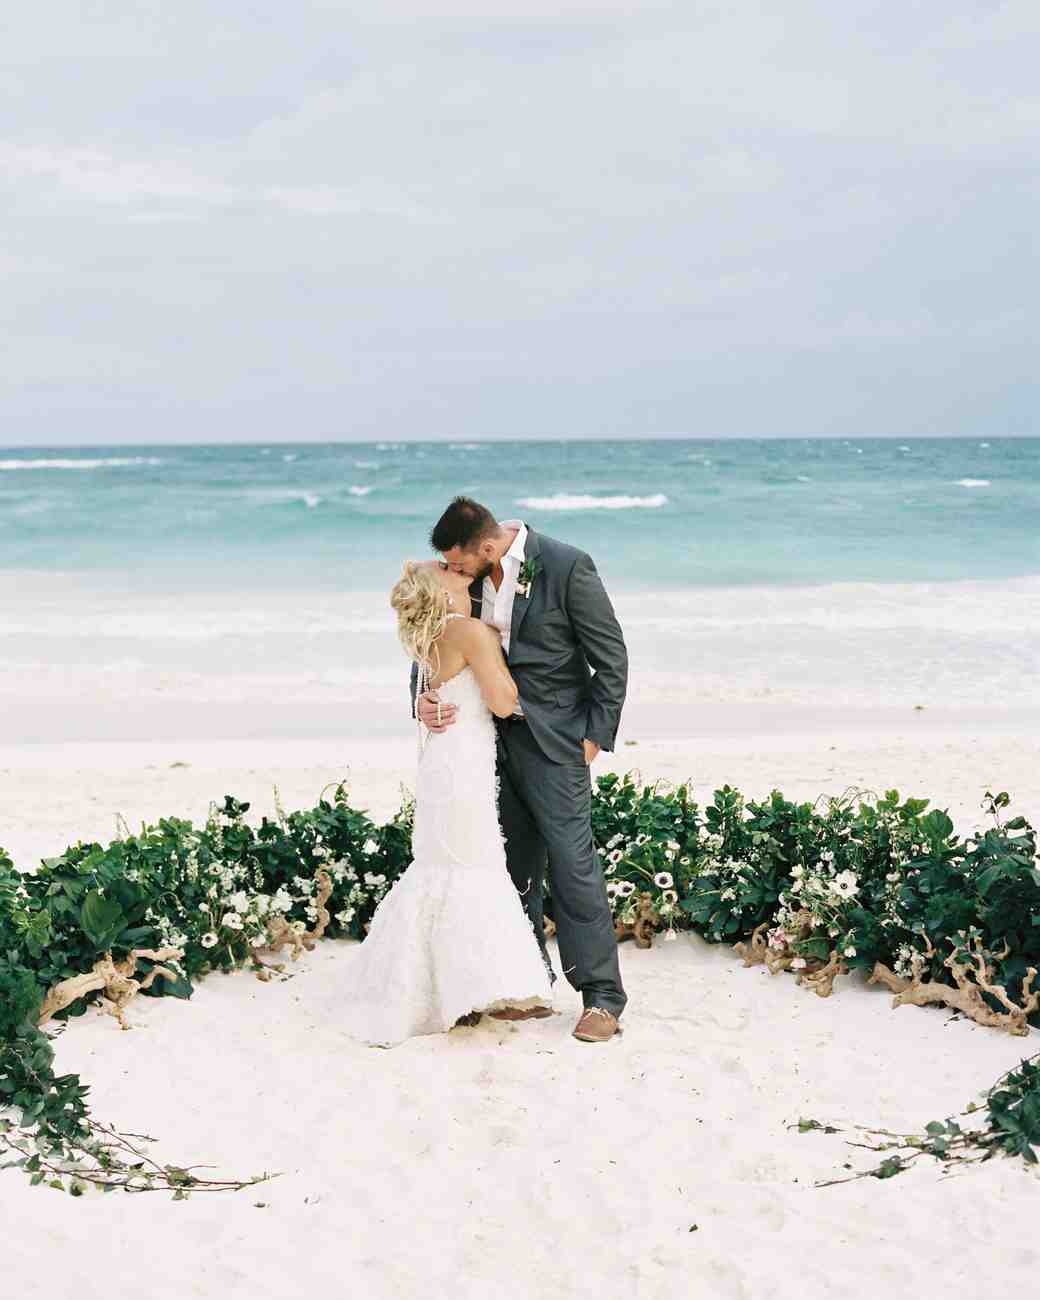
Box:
415, 497, 628, 1043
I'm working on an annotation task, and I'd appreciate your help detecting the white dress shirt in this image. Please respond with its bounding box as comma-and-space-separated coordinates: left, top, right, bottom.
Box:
481, 519, 527, 656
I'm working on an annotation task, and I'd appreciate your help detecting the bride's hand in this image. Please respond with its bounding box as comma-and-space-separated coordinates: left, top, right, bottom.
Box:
418, 690, 457, 732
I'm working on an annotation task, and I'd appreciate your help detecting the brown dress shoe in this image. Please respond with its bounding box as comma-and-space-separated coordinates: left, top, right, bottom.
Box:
489, 1005, 555, 1021
573, 1007, 623, 1042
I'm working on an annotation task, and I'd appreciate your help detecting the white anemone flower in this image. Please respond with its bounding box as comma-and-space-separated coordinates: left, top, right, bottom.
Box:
662, 889, 678, 904
364, 838, 380, 855
617, 881, 637, 897
654, 872, 674, 889
790, 956, 807, 970
830, 870, 859, 899
201, 932, 218, 949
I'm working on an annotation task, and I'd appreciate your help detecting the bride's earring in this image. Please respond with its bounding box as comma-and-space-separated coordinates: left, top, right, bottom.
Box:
447, 595, 455, 608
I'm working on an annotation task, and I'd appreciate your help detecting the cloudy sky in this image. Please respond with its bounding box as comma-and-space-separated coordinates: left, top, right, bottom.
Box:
3, 1, 1037, 444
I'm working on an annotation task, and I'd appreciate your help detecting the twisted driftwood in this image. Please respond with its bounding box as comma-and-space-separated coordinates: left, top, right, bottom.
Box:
254, 867, 333, 979
869, 934, 1040, 1036
38, 948, 185, 1031
615, 891, 661, 949
734, 914, 847, 997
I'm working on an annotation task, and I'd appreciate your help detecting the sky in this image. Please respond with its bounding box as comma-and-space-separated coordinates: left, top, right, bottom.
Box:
2, 1, 1037, 445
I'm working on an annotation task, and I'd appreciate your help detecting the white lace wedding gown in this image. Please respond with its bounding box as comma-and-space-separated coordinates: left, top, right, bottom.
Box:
340, 655, 553, 1047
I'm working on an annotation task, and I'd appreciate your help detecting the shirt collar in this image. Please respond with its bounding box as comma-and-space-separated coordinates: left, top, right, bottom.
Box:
500, 520, 528, 568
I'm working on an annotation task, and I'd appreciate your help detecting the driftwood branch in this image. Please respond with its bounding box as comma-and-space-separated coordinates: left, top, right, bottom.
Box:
38, 948, 185, 1031
615, 891, 661, 949
734, 913, 847, 996
869, 933, 1039, 1036
254, 868, 333, 977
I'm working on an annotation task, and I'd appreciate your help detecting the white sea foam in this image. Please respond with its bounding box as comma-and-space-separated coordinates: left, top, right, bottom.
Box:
898, 445, 911, 451
954, 479, 991, 488
979, 442, 991, 448
353, 460, 378, 469
448, 443, 484, 451
516, 492, 668, 511
349, 485, 373, 497
796, 475, 812, 482
303, 493, 321, 508
282, 453, 298, 462
0, 457, 162, 471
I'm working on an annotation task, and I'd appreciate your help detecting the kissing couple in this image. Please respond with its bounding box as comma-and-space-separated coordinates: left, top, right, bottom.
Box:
340, 497, 628, 1047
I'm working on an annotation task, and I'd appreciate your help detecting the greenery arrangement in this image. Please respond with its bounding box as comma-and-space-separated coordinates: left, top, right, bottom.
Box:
2, 775, 1038, 1196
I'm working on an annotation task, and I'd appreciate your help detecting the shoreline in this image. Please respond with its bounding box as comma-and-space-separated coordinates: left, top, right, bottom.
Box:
2, 721, 1036, 873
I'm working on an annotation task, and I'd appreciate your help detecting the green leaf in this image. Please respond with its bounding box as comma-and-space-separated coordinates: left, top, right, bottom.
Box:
79, 891, 127, 951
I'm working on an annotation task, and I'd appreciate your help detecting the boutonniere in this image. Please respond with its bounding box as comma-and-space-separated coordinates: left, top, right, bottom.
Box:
517, 557, 541, 599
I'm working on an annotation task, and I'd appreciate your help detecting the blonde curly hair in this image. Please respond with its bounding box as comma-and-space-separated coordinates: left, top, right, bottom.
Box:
390, 561, 449, 684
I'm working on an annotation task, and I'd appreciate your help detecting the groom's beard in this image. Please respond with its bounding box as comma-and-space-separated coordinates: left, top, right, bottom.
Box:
469, 557, 494, 582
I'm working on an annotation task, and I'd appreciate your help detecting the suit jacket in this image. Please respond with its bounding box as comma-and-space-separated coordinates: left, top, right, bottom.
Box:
410, 528, 628, 765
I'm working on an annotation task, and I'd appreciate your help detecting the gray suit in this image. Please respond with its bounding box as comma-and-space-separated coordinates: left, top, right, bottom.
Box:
412, 528, 628, 1017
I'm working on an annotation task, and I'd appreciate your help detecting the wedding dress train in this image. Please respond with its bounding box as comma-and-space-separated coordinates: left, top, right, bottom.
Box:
340, 662, 552, 1047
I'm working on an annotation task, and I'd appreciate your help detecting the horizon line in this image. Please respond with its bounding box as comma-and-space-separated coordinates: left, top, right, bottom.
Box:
1, 431, 1035, 451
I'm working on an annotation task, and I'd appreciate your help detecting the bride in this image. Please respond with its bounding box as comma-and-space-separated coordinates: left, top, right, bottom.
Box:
340, 560, 553, 1047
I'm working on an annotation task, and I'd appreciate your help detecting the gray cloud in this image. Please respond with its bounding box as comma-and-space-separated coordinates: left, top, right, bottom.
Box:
2, 1, 1037, 442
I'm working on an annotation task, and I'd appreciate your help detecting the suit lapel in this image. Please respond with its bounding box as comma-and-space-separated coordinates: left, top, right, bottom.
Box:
509, 526, 540, 651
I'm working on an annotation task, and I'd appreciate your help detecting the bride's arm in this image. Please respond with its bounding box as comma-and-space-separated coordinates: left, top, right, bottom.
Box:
457, 621, 519, 719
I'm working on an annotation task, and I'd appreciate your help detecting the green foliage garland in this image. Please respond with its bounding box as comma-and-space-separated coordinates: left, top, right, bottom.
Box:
1, 777, 1038, 1196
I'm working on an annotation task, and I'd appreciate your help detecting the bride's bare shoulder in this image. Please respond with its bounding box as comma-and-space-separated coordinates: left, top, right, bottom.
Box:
443, 617, 497, 650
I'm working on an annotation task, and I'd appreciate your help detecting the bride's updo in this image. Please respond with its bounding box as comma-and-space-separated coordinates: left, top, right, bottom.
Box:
390, 561, 449, 677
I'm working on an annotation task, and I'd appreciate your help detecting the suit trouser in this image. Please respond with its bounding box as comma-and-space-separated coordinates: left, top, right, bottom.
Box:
495, 720, 627, 1018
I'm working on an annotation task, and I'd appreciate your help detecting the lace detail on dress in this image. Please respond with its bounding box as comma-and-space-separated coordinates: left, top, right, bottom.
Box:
340, 665, 552, 1047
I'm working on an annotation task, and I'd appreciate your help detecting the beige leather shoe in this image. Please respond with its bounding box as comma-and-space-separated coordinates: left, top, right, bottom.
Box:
573, 1007, 623, 1042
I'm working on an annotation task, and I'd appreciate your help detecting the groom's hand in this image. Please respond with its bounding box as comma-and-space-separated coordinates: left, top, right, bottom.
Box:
583, 739, 601, 765
418, 691, 457, 733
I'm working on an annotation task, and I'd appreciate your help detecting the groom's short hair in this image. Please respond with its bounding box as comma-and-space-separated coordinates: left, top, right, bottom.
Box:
430, 497, 499, 552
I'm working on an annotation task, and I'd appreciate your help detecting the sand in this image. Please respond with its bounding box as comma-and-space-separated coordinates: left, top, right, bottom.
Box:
2, 574, 1038, 1298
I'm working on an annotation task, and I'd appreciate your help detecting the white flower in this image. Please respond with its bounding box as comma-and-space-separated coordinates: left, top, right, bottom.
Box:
666, 840, 680, 852
336, 908, 356, 925
654, 872, 674, 889
679, 856, 691, 866
201, 932, 218, 949
250, 935, 267, 949
635, 834, 650, 847
662, 889, 678, 904
228, 891, 249, 913
663, 929, 678, 942
606, 834, 624, 849
617, 881, 636, 897
608, 849, 624, 864
364, 838, 379, 855
844, 946, 857, 958
886, 872, 900, 882
791, 864, 804, 877
221, 911, 243, 931
606, 882, 619, 898
830, 870, 859, 899
790, 956, 807, 970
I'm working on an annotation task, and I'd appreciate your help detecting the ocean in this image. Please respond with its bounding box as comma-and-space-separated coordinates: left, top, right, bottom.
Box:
1, 437, 1037, 593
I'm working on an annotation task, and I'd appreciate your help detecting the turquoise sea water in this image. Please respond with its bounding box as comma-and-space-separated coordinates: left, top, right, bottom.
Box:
1, 438, 1037, 592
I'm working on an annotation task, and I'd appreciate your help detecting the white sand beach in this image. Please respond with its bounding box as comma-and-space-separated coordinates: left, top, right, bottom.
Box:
2, 573, 1039, 1299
